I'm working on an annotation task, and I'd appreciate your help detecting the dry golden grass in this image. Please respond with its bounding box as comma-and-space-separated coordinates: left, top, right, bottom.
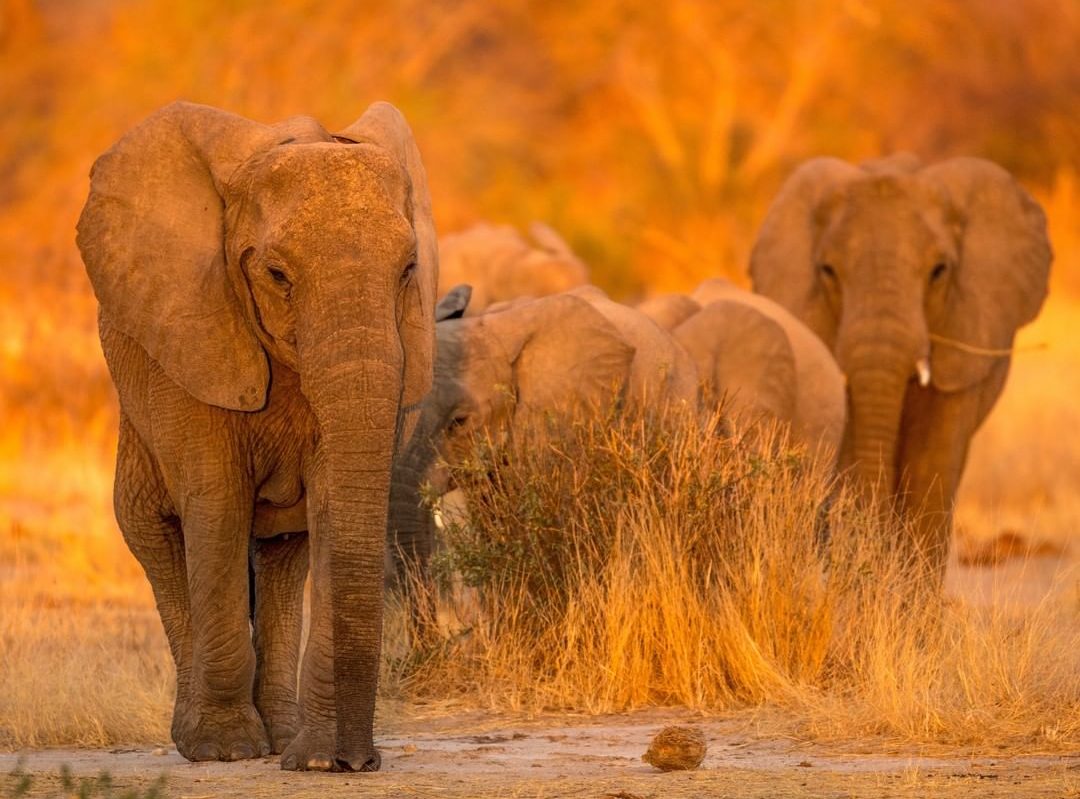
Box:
395, 406, 1080, 752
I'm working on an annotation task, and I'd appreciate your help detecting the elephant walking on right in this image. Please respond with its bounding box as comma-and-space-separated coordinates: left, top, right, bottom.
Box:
749, 155, 1052, 572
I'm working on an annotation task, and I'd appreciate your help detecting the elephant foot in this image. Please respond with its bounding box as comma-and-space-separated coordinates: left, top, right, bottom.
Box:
280, 727, 380, 772
173, 700, 270, 762
256, 700, 300, 754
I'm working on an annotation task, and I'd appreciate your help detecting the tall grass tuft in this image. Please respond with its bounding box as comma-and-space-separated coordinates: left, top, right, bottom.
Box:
395, 406, 1080, 750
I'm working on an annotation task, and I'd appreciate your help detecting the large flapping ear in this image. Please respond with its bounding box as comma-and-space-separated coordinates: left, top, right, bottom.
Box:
748, 158, 864, 347
436, 285, 472, 321
482, 294, 635, 424
76, 102, 326, 410
921, 158, 1052, 392
335, 103, 438, 411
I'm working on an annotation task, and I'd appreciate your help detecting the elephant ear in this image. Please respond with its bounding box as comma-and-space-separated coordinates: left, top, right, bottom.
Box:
748, 158, 864, 347
635, 294, 701, 331
436, 284, 472, 321
75, 102, 319, 410
675, 300, 797, 423
484, 294, 636, 424
335, 103, 439, 412
921, 158, 1052, 392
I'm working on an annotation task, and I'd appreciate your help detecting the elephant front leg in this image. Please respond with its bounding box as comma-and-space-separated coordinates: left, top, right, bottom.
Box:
114, 416, 193, 745
252, 532, 309, 754
178, 491, 269, 762
898, 384, 985, 579
280, 520, 341, 771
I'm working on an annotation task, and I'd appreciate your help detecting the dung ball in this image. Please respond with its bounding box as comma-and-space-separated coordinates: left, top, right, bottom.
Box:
642, 725, 707, 771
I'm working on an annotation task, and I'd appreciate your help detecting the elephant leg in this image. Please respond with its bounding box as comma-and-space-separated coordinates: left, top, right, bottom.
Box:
176, 480, 268, 762
252, 532, 309, 754
898, 384, 989, 577
114, 415, 193, 745
281, 518, 337, 771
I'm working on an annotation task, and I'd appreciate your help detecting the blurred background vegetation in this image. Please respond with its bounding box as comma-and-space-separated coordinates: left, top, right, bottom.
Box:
1, 0, 1077, 574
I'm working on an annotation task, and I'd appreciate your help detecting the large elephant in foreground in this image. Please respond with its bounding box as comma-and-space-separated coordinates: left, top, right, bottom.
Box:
749, 155, 1051, 569
387, 286, 698, 585
76, 101, 438, 772
644, 279, 847, 467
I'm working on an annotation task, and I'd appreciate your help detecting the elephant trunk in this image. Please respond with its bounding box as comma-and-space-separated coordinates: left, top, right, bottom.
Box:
387, 430, 437, 591
837, 315, 924, 513
302, 313, 402, 772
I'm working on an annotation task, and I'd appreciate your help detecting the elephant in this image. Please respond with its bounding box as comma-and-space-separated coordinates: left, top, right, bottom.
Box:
665, 279, 847, 467
567, 285, 700, 410
387, 285, 700, 589
635, 292, 702, 331
437, 221, 589, 314
749, 155, 1052, 571
75, 100, 438, 772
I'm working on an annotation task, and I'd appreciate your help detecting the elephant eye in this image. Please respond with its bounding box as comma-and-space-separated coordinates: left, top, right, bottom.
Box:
400, 259, 417, 288
448, 412, 469, 431
930, 262, 948, 282
818, 263, 837, 281
267, 266, 291, 286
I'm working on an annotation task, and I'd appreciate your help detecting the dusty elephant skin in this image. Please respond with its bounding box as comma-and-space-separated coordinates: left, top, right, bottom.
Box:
386, 286, 702, 589
749, 155, 1052, 573
639, 279, 847, 468
75, 101, 438, 772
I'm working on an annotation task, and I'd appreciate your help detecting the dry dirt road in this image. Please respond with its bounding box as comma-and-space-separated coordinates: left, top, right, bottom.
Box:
4, 709, 1080, 799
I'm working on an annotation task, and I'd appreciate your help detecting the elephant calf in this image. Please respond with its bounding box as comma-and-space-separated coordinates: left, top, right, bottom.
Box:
387, 285, 699, 585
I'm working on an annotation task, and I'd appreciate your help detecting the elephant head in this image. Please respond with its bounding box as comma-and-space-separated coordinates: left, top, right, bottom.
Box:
76, 101, 437, 770
386, 289, 636, 584
749, 156, 1051, 514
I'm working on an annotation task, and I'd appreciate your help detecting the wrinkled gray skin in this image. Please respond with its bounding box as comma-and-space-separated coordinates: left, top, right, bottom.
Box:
654, 279, 846, 468
749, 156, 1051, 571
389, 286, 682, 587
76, 101, 438, 772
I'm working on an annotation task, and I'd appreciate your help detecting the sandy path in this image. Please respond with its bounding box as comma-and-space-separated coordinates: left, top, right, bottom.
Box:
5, 710, 1079, 798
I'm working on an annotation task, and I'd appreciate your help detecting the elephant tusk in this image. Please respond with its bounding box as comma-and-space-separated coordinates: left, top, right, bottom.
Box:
916, 358, 931, 387
432, 501, 446, 531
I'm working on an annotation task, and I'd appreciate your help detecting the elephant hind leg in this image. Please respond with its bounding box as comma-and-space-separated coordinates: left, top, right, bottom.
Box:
114, 414, 192, 743
252, 532, 309, 754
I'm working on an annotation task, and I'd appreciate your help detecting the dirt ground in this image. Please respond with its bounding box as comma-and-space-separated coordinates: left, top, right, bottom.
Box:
4, 554, 1078, 799
4, 709, 1080, 798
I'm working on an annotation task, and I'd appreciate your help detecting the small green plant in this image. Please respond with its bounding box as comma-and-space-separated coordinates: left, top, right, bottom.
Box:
4, 761, 167, 799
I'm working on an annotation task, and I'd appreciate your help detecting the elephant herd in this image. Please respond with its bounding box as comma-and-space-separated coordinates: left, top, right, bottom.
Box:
75, 102, 1051, 772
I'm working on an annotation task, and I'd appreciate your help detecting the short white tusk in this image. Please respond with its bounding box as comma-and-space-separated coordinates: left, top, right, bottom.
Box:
433, 503, 446, 531
916, 358, 931, 387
